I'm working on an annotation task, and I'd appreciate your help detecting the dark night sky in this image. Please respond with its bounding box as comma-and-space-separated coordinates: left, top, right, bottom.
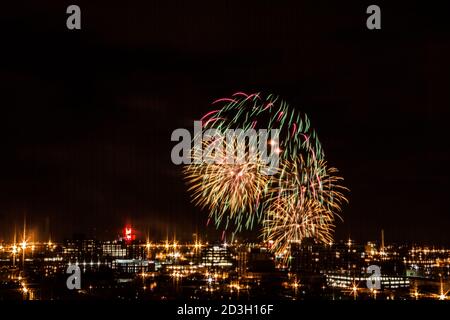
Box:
0, 1, 449, 244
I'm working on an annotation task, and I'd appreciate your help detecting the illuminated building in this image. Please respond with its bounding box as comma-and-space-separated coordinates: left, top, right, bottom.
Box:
326, 272, 410, 290
102, 241, 127, 258
201, 244, 234, 268
63, 236, 101, 261
237, 246, 249, 277
290, 238, 365, 274
113, 259, 151, 274
404, 247, 450, 279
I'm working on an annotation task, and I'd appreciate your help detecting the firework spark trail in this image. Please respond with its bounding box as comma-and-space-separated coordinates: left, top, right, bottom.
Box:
276, 158, 348, 214
202, 93, 324, 162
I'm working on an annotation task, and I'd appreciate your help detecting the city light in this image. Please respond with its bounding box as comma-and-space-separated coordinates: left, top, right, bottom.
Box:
0, 233, 449, 301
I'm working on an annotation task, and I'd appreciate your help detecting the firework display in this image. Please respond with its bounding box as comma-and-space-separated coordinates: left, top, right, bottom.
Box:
263, 158, 348, 260
184, 136, 270, 232
184, 92, 347, 251
272, 158, 347, 220
263, 198, 335, 258
201, 92, 323, 161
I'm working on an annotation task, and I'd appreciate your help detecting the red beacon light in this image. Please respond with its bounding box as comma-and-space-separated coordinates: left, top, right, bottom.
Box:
123, 226, 136, 242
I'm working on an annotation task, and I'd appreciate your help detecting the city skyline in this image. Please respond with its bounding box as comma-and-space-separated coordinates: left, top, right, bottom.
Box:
1, 217, 449, 246
1, 228, 449, 301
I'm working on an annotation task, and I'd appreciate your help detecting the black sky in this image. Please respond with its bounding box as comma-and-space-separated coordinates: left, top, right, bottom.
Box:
0, 1, 449, 244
